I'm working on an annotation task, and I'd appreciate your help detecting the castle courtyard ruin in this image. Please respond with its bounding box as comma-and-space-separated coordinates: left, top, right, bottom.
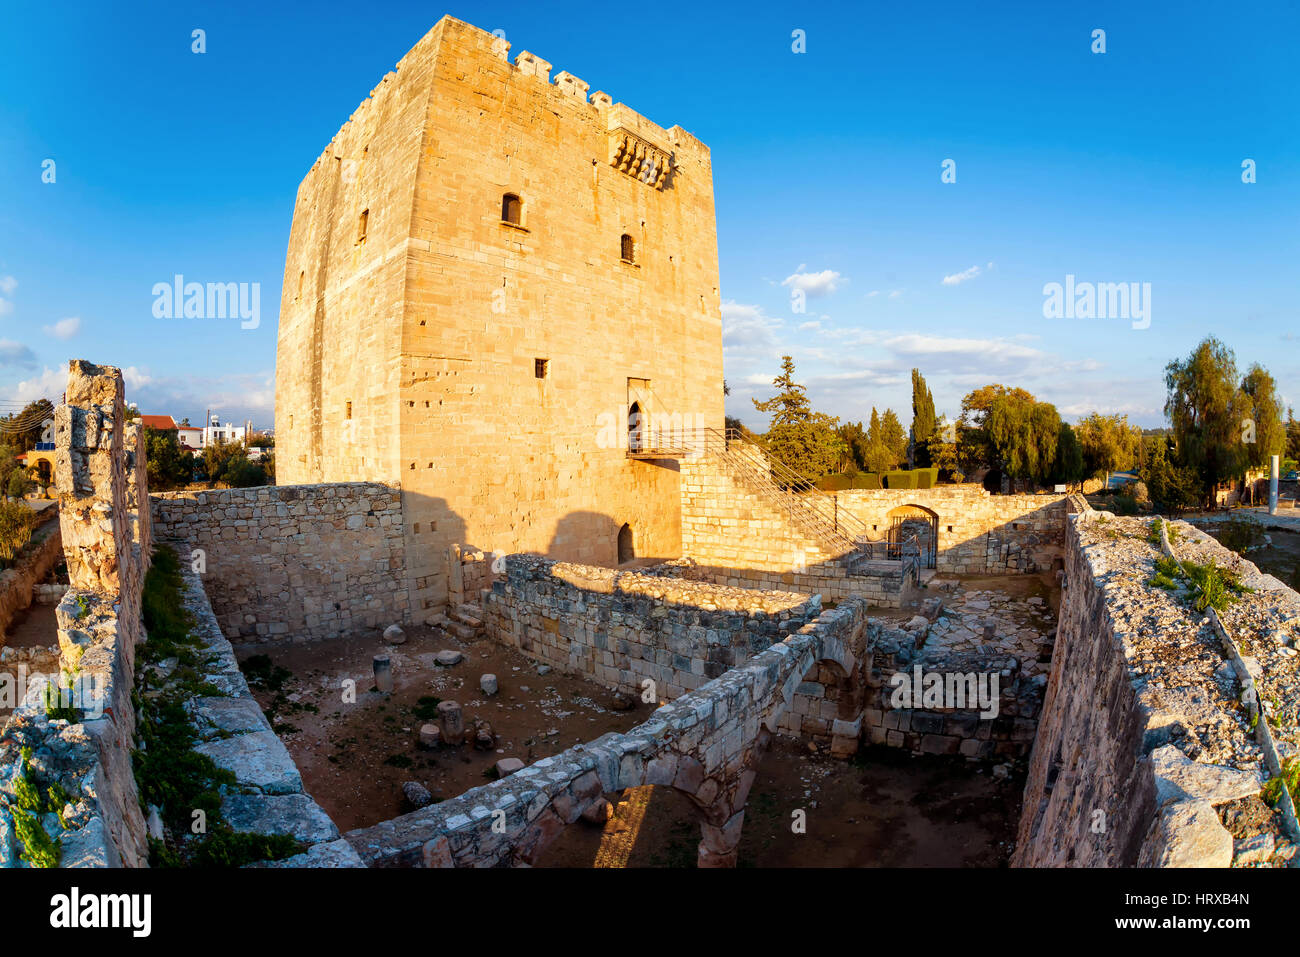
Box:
1, 17, 1298, 871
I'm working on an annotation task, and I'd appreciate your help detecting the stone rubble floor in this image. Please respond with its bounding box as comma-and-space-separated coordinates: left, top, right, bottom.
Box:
914, 573, 1058, 683
238, 624, 654, 833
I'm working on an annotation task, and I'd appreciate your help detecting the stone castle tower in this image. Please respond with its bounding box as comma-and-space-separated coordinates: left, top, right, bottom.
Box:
275, 16, 725, 617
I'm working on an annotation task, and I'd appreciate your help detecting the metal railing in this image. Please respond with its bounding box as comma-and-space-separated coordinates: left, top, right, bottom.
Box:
633, 426, 921, 566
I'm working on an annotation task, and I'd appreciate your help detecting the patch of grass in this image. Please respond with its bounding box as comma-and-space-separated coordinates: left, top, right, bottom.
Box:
1181, 558, 1251, 613
136, 545, 304, 868
11, 747, 62, 867
1262, 758, 1300, 808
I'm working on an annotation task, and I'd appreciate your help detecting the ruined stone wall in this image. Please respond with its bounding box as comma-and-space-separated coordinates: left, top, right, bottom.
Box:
0, 361, 151, 867
835, 487, 1068, 575
1013, 507, 1299, 867
677, 457, 914, 607
0, 512, 63, 643
150, 483, 408, 642
483, 555, 821, 701
858, 622, 1036, 759
346, 599, 866, 867
276, 16, 726, 623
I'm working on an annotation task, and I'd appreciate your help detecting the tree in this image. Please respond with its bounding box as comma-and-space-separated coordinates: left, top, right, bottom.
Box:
1240, 364, 1286, 470
144, 426, 194, 491
1287, 408, 1300, 463
879, 409, 908, 468
958, 385, 1060, 484
6, 468, 31, 499
1164, 336, 1252, 505
0, 399, 54, 453
910, 369, 936, 467
926, 416, 961, 480
1075, 413, 1140, 488
1141, 437, 1201, 513
202, 438, 244, 488
957, 384, 1036, 474
752, 356, 844, 478
1049, 422, 1085, 486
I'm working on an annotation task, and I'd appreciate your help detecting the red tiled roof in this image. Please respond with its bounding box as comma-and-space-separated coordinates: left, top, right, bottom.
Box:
140, 414, 178, 430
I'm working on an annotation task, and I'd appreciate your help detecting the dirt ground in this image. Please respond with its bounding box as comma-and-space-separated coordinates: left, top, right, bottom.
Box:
537, 739, 1021, 867
237, 625, 652, 833
1205, 527, 1300, 589
3, 601, 58, 650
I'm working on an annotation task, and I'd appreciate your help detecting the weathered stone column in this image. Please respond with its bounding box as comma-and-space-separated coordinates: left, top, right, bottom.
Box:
1270, 454, 1280, 516
698, 809, 746, 867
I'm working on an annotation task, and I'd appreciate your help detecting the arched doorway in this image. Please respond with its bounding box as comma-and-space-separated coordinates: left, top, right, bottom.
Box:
618, 523, 635, 564
628, 402, 644, 452
887, 504, 939, 569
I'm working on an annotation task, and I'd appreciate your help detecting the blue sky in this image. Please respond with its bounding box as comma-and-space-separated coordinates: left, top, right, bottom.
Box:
1, 0, 1296, 430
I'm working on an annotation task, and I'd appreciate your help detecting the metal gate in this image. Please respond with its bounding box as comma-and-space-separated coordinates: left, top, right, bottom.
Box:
889, 512, 938, 569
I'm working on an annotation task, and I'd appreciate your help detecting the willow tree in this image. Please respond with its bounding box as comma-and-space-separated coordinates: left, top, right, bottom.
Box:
1240, 363, 1286, 471
1075, 413, 1141, 488
1164, 337, 1252, 505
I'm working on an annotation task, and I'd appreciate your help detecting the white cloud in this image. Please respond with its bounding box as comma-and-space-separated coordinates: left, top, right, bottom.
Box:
9, 364, 67, 402
42, 316, 81, 340
942, 265, 981, 286
781, 265, 845, 297
0, 339, 37, 368
888, 289, 903, 299
0, 276, 15, 317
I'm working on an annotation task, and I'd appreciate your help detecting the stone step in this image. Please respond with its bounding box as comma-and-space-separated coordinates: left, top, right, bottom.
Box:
445, 619, 479, 641
452, 603, 483, 628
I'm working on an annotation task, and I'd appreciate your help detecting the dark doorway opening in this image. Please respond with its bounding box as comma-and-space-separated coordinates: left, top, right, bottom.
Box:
618, 523, 635, 564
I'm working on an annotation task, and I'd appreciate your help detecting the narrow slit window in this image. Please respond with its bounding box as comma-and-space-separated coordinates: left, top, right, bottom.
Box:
356, 209, 368, 244
502, 193, 522, 225
534, 358, 549, 379
621, 234, 635, 263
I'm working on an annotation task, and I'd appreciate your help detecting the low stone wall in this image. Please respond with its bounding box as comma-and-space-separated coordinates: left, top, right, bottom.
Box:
859, 621, 1037, 759
650, 556, 914, 608
0, 512, 63, 641
151, 483, 409, 642
483, 555, 821, 701
835, 487, 1068, 575
346, 599, 866, 867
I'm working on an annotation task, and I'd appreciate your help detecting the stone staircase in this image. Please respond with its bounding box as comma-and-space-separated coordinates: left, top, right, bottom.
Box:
693, 429, 913, 567
445, 601, 484, 641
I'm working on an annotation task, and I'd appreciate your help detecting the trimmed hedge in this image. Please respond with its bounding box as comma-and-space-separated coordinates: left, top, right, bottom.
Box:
883, 471, 917, 489
817, 473, 854, 491
915, 468, 939, 489
854, 473, 882, 490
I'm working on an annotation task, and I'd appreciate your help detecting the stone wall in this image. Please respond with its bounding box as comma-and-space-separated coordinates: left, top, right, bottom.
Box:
835, 487, 1068, 575
150, 483, 408, 642
0, 512, 63, 643
0, 360, 152, 868
483, 555, 821, 701
677, 456, 916, 607
1013, 506, 1298, 867
346, 599, 866, 867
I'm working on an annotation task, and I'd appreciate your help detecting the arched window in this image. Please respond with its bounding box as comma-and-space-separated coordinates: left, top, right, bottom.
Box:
618, 523, 635, 564
620, 234, 635, 263
502, 193, 522, 225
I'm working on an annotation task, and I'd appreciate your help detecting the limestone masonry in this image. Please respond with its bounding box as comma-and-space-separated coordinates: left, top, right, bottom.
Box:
275, 15, 725, 621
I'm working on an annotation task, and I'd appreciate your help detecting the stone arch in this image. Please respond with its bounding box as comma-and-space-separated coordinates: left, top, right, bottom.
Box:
887, 503, 939, 568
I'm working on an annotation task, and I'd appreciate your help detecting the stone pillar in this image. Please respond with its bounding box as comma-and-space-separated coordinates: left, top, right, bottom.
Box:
1270, 454, 1280, 516
438, 700, 465, 745
697, 809, 745, 868
373, 654, 393, 693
